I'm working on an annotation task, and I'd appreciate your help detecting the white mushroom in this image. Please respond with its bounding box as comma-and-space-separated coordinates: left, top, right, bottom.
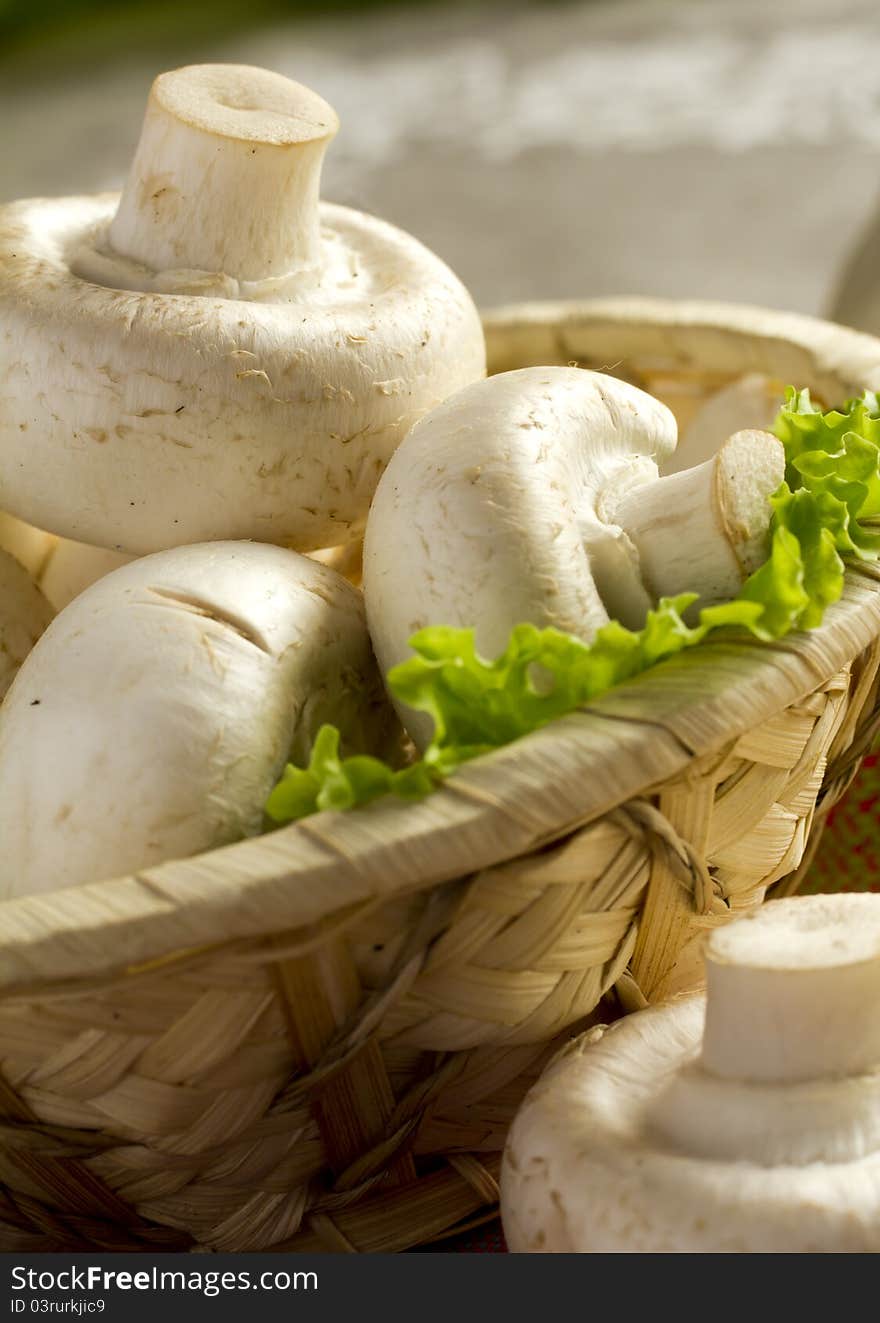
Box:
364, 367, 784, 742
0, 550, 53, 700
0, 541, 396, 898
501, 895, 880, 1253
0, 63, 485, 555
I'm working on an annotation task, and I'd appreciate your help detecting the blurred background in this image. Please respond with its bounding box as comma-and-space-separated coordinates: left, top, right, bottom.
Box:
2, 0, 879, 320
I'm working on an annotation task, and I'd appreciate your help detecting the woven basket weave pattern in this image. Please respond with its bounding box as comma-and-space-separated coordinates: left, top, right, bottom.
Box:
3, 300, 880, 1252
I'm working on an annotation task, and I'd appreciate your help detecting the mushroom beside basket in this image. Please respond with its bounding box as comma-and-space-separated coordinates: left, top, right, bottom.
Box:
3, 299, 880, 1253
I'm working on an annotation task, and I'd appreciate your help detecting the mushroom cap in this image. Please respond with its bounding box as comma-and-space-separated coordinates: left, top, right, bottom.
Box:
363, 366, 676, 741
0, 541, 395, 898
501, 997, 880, 1253
0, 193, 485, 554
0, 549, 54, 700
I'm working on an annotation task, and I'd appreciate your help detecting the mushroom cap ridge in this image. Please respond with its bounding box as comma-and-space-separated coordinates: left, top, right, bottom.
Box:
0, 193, 485, 554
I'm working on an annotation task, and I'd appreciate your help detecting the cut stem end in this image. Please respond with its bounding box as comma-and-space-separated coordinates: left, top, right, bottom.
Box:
109, 64, 339, 283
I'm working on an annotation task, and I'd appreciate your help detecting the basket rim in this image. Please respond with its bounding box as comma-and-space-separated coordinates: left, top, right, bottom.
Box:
4, 296, 880, 997
481, 295, 880, 391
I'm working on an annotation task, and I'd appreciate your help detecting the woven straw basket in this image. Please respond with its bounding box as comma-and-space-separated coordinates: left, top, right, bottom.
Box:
4, 298, 880, 1254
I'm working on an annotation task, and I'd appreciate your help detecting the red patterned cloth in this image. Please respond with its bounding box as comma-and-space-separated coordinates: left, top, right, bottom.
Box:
805, 754, 880, 893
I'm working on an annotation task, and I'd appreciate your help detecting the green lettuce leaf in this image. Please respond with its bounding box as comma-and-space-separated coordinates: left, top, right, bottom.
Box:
774, 385, 880, 470
265, 725, 438, 824
266, 381, 880, 824
774, 386, 880, 544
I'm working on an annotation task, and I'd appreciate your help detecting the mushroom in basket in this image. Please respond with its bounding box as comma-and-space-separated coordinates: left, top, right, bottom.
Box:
0, 543, 398, 897
363, 367, 785, 745
501, 894, 880, 1253
0, 63, 485, 556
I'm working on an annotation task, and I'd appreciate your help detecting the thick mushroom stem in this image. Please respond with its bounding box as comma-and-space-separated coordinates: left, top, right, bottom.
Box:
109, 64, 338, 283
700, 894, 880, 1084
609, 429, 785, 607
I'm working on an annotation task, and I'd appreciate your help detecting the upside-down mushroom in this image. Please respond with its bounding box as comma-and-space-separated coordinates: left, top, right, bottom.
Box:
0, 63, 485, 554
364, 367, 784, 741
501, 895, 880, 1253
0, 542, 397, 897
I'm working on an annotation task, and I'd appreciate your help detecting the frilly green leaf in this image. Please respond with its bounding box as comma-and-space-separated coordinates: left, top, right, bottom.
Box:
264, 724, 440, 824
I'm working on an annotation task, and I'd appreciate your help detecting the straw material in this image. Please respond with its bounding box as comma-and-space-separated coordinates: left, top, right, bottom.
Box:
2, 299, 880, 1252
